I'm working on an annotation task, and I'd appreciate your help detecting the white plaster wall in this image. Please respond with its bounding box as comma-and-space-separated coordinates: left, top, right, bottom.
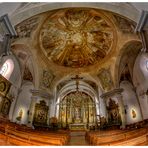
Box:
99, 88, 107, 118
120, 80, 142, 125
12, 81, 34, 124
133, 52, 148, 119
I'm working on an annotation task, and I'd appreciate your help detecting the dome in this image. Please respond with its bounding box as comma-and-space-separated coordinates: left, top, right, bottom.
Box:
39, 8, 116, 68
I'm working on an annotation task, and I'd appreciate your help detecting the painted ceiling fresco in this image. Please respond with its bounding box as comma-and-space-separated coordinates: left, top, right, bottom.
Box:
39, 8, 115, 68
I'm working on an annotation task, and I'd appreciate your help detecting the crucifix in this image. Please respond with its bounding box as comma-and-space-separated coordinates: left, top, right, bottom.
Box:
71, 75, 83, 91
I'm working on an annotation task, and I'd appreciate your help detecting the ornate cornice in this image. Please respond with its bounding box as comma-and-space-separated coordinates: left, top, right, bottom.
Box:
100, 88, 123, 98
30, 89, 51, 99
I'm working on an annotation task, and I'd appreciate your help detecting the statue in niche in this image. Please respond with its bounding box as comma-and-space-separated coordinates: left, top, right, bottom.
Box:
16, 109, 23, 122
132, 109, 136, 118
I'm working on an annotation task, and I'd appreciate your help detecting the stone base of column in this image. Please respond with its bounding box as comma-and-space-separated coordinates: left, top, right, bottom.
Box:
27, 122, 35, 129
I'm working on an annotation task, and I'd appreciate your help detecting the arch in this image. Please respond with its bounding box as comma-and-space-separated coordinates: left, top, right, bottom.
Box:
56, 80, 97, 103
11, 44, 39, 88
11, 3, 139, 26
114, 40, 142, 87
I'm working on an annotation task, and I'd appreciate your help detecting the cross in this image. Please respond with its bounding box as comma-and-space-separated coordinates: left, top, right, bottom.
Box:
71, 75, 83, 91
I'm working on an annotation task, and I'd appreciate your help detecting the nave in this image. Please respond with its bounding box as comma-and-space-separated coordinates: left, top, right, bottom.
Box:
1, 2, 148, 146
0, 118, 148, 146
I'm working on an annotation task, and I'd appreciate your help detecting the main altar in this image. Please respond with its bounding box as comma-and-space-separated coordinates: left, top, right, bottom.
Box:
69, 123, 87, 130
58, 91, 96, 130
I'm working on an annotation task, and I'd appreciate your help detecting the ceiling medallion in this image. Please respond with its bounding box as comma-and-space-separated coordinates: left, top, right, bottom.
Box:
40, 8, 115, 68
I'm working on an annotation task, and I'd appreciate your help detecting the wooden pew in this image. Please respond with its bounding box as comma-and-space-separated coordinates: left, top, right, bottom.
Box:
86, 127, 148, 146
0, 120, 70, 146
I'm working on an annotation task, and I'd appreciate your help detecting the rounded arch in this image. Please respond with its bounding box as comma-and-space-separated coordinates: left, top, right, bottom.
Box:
11, 44, 39, 88
114, 40, 142, 87
11, 3, 139, 26
56, 80, 97, 104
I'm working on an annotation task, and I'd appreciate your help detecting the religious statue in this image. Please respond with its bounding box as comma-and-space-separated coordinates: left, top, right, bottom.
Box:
16, 109, 23, 122
74, 107, 81, 123
132, 109, 136, 118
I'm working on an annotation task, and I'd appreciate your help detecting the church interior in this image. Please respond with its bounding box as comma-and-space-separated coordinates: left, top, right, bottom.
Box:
1, 2, 148, 146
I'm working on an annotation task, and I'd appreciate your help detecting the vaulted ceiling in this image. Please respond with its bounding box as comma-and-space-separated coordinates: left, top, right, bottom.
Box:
1, 3, 143, 94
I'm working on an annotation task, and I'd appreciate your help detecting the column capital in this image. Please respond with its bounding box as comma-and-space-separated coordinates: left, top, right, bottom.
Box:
30, 89, 51, 99
100, 88, 123, 99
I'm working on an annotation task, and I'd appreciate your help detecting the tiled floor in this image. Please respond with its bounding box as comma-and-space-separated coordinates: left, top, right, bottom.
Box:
68, 131, 89, 146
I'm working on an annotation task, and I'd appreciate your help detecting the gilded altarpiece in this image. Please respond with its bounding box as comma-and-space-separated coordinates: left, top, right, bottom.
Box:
33, 100, 49, 126
59, 91, 96, 128
107, 98, 122, 126
0, 75, 12, 117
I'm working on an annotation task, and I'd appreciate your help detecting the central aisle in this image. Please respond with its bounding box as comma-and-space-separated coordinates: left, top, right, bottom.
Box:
68, 131, 89, 146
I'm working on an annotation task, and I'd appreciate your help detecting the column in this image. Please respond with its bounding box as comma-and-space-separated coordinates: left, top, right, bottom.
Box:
116, 93, 126, 129
27, 95, 37, 127
47, 100, 51, 125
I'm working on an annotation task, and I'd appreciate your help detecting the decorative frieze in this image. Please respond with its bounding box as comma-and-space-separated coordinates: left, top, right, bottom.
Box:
15, 17, 39, 38
97, 68, 113, 91
113, 14, 135, 33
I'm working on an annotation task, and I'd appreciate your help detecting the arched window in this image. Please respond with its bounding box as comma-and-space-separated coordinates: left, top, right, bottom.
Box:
0, 62, 8, 75
146, 60, 148, 70
0, 59, 14, 80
